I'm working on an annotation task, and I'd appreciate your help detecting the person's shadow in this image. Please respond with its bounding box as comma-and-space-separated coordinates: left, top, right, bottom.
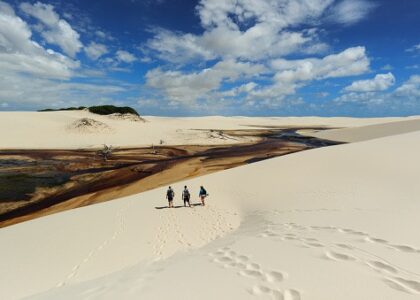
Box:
155, 203, 202, 209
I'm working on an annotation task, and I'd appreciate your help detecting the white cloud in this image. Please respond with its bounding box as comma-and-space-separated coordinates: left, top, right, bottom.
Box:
20, 2, 82, 57
200, 28, 317, 61
85, 42, 108, 60
141, 0, 376, 111
0, 1, 103, 109
0, 72, 127, 108
0, 1, 79, 79
116, 50, 136, 63
329, 0, 377, 25
333, 91, 385, 105
272, 46, 370, 82
406, 43, 420, 54
221, 82, 258, 97
0, 0, 14, 16
146, 59, 265, 104
197, 0, 335, 30
146, 28, 215, 63
344, 72, 395, 92
333, 75, 420, 108
147, 0, 374, 63
395, 75, 420, 97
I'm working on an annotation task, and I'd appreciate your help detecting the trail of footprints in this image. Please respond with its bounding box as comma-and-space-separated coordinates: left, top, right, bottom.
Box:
209, 247, 301, 300
57, 200, 133, 287
257, 215, 420, 295
153, 213, 171, 257
153, 204, 237, 259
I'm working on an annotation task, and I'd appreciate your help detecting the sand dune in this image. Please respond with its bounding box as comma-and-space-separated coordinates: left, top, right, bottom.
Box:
0, 111, 417, 149
1, 116, 420, 299
311, 117, 420, 142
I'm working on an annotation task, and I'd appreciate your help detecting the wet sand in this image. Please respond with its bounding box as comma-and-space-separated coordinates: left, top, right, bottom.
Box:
0, 128, 339, 227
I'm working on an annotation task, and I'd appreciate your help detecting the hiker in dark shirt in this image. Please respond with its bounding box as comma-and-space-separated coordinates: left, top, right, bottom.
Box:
182, 186, 191, 207
166, 186, 175, 208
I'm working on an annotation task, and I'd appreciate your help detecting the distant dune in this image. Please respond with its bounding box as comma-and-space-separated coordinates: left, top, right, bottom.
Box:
311, 117, 420, 142
0, 111, 417, 149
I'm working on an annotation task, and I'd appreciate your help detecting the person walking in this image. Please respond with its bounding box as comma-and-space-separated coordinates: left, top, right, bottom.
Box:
182, 186, 191, 207
166, 186, 175, 208
199, 186, 208, 206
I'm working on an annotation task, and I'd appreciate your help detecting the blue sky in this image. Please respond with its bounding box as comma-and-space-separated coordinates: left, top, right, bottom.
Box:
0, 0, 419, 116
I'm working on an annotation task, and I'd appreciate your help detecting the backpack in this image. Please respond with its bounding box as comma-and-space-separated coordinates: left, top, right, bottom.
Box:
167, 189, 173, 198
183, 189, 190, 199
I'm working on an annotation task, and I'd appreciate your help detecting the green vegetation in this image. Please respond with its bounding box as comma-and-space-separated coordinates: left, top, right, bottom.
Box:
39, 106, 86, 112
88, 105, 139, 116
38, 105, 139, 116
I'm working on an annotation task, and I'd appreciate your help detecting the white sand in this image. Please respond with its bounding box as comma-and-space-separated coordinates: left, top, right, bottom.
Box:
0, 111, 417, 149
312, 117, 420, 142
1, 114, 420, 299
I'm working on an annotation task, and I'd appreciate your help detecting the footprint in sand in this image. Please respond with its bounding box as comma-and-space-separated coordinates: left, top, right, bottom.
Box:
304, 241, 324, 248
250, 285, 301, 300
210, 247, 300, 298
364, 236, 388, 244
390, 244, 419, 253
366, 261, 398, 274
284, 289, 302, 300
239, 269, 265, 280
265, 271, 287, 283
384, 277, 420, 294
325, 250, 357, 262
261, 219, 420, 297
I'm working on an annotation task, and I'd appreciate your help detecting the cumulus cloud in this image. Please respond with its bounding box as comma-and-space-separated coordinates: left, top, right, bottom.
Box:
395, 75, 420, 97
146, 0, 375, 64
141, 0, 376, 111
20, 2, 82, 57
221, 82, 258, 97
329, 0, 377, 25
0, 1, 126, 109
343, 73, 395, 92
0, 0, 13, 15
85, 42, 108, 60
272, 46, 370, 82
196, 0, 334, 30
0, 1, 79, 79
146, 28, 215, 63
0, 72, 127, 108
144, 46, 371, 108
333, 91, 384, 106
116, 50, 136, 63
333, 75, 420, 111
146, 59, 265, 104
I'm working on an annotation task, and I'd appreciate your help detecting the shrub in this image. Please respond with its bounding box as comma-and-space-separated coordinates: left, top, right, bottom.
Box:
88, 105, 139, 116
38, 105, 139, 116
